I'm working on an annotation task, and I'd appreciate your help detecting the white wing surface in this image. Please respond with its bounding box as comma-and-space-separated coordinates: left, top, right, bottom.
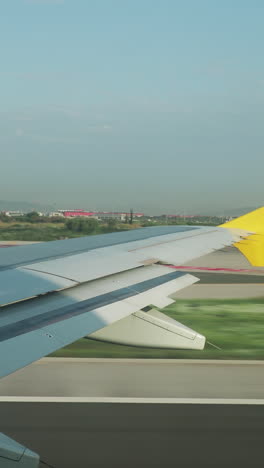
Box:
0, 224, 245, 378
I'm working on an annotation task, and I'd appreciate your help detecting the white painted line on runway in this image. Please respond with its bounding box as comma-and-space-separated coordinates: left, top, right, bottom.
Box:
41, 357, 264, 365
1, 397, 264, 405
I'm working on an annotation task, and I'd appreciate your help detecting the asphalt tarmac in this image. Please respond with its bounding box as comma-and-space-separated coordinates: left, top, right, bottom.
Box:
174, 246, 264, 298
1, 359, 264, 399
185, 246, 264, 272
1, 402, 264, 468
190, 271, 264, 283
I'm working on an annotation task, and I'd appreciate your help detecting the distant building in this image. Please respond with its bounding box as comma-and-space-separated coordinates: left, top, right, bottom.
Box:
96, 212, 144, 221
63, 210, 97, 219
5, 211, 25, 217
5, 210, 45, 217
48, 209, 144, 221
49, 209, 96, 218
165, 214, 195, 219
48, 211, 64, 218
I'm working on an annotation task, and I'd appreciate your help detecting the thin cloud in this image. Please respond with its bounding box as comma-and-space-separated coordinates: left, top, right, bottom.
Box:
25, 132, 80, 144
11, 127, 78, 144
15, 128, 24, 137
12, 127, 112, 144
86, 124, 112, 133
46, 106, 81, 119
13, 115, 33, 122
0, 71, 60, 81
24, 0, 64, 5
0, 111, 33, 122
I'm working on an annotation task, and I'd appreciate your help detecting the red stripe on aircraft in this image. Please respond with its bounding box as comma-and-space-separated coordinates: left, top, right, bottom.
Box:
166, 265, 262, 274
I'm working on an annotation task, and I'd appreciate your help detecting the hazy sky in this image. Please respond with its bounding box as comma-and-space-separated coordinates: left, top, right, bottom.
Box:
0, 0, 264, 214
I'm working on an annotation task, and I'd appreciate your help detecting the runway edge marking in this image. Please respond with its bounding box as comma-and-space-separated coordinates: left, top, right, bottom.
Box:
1, 397, 264, 405
40, 358, 264, 364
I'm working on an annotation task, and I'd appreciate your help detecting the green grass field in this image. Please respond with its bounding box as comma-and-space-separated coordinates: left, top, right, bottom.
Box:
0, 221, 135, 241
51, 298, 264, 360
0, 223, 86, 241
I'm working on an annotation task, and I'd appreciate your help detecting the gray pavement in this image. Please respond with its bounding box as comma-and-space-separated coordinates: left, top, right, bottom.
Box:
193, 272, 264, 283
176, 247, 264, 297
186, 245, 264, 271
1, 402, 264, 468
1, 359, 264, 399
175, 282, 264, 298
174, 247, 264, 298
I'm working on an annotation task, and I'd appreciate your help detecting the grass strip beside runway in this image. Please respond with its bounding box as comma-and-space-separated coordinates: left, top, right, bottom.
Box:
51, 297, 264, 360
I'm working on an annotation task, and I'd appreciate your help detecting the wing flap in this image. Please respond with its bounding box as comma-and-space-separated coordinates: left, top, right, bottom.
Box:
89, 308, 205, 350
0, 268, 198, 378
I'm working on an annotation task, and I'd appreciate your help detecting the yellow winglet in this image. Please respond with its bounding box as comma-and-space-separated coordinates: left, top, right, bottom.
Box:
220, 207, 264, 266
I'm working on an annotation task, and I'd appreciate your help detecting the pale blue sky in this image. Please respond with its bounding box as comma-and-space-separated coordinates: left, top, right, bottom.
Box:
0, 0, 264, 213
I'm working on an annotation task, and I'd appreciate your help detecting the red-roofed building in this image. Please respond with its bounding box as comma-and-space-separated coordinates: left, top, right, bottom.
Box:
63, 211, 96, 218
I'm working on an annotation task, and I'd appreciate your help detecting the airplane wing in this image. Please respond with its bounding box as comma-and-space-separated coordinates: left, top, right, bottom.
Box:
0, 210, 261, 380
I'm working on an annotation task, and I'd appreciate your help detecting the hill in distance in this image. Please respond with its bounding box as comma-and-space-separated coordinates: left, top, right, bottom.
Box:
219, 207, 260, 217
0, 200, 52, 213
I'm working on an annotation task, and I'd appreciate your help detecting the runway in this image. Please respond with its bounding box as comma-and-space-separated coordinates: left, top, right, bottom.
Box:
1, 401, 264, 468
1, 358, 264, 467
0, 246, 263, 467
0, 358, 264, 399
174, 246, 264, 298
185, 246, 264, 272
